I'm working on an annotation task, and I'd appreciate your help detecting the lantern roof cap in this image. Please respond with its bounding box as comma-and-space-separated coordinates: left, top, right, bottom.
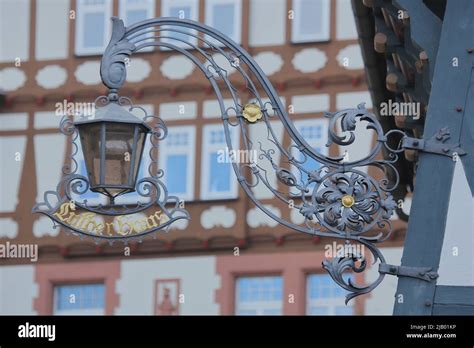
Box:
74, 102, 151, 130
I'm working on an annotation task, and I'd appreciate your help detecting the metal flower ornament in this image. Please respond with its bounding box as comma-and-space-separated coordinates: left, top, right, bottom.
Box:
34, 17, 417, 302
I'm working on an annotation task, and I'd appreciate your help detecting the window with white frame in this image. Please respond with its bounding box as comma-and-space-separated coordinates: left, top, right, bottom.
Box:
75, 0, 113, 56
306, 274, 353, 315
205, 0, 242, 45
291, 118, 328, 193
161, 0, 199, 49
119, 0, 155, 51
159, 126, 196, 201
119, 0, 154, 25
291, 0, 330, 43
200, 124, 239, 200
54, 283, 105, 315
235, 276, 283, 315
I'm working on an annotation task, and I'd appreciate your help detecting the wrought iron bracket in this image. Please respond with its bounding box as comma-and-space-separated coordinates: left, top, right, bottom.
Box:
91, 16, 436, 303
401, 127, 466, 158
379, 263, 439, 282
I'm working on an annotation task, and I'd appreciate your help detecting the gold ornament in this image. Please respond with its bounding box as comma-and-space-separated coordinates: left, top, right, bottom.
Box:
242, 103, 263, 123
341, 194, 355, 208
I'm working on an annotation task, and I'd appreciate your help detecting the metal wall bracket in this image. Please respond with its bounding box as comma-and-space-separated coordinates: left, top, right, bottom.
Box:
379, 263, 439, 282
402, 127, 466, 158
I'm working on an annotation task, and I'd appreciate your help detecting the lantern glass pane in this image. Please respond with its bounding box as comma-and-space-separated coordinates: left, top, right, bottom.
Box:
77, 119, 149, 199
103, 123, 135, 195
131, 128, 147, 184
80, 123, 102, 187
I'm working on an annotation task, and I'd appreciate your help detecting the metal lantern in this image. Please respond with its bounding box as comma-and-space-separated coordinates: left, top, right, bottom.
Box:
74, 102, 151, 201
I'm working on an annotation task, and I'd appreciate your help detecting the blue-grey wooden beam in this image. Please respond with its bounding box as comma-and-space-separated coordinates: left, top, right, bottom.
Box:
434, 286, 474, 306
433, 304, 474, 315
394, 0, 442, 80
393, 0, 474, 315
460, 61, 474, 194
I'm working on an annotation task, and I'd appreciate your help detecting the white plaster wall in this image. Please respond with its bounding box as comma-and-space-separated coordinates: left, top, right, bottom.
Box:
161, 55, 195, 80
126, 58, 151, 83
247, 205, 280, 228
159, 101, 197, 120
291, 94, 330, 114
336, 91, 373, 110
203, 98, 239, 118
0, 217, 18, 239
0, 68, 27, 91
336, 0, 358, 40
124, 103, 153, 120
364, 247, 403, 315
438, 161, 474, 286
337, 44, 364, 70
201, 206, 236, 229
249, 0, 286, 47
34, 134, 66, 203
0, 136, 27, 212
0, 0, 30, 62
0, 113, 28, 131
253, 52, 284, 76
75, 61, 102, 85
292, 48, 327, 73
0, 265, 38, 314
34, 111, 62, 129
35, 0, 69, 60
33, 215, 59, 238
168, 218, 189, 230
205, 52, 236, 77
116, 256, 220, 315
36, 65, 68, 89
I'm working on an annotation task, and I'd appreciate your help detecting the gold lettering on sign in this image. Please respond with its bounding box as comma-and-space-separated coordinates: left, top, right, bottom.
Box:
52, 202, 166, 236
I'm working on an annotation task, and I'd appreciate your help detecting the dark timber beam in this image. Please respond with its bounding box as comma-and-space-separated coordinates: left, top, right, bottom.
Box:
393, 0, 474, 315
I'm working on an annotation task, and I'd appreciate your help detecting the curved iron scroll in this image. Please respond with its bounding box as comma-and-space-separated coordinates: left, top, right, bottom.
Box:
97, 17, 406, 302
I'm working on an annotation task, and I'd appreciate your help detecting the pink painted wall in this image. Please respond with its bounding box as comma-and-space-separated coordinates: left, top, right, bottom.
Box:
215, 250, 367, 315
34, 260, 121, 315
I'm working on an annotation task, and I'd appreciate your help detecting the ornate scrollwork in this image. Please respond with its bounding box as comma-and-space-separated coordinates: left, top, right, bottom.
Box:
33, 94, 189, 242
92, 17, 408, 299
100, 18, 135, 90
322, 241, 386, 303
310, 170, 396, 236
